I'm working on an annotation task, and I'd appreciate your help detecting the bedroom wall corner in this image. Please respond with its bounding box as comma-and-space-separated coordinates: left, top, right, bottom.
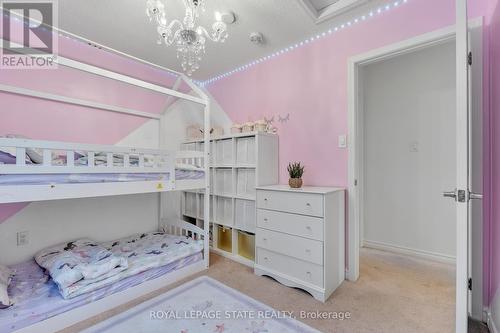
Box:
159, 88, 232, 228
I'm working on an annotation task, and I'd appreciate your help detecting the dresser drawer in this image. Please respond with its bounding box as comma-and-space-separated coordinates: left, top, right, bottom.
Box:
256, 228, 323, 265
257, 248, 323, 287
257, 209, 324, 241
256, 190, 324, 217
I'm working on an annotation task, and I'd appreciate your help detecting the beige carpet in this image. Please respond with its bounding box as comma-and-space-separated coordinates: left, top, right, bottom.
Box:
60, 248, 486, 333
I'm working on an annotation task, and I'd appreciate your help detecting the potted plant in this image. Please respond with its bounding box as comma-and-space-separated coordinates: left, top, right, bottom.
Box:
287, 162, 305, 188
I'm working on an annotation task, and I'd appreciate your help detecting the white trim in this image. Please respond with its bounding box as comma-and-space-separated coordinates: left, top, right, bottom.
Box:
347, 19, 482, 280
455, 1, 469, 331
0, 84, 160, 120
469, 18, 485, 322
362, 240, 456, 265
15, 261, 207, 333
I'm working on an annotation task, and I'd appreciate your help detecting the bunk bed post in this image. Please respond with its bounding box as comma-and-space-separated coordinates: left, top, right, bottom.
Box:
179, 73, 211, 269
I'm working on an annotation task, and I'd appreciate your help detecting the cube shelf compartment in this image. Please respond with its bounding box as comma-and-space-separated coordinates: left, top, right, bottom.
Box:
214, 168, 233, 196
217, 225, 233, 253
238, 231, 255, 261
180, 132, 278, 267
236, 137, 256, 166
236, 168, 256, 199
234, 199, 256, 233
215, 139, 233, 166
184, 192, 197, 218
215, 196, 233, 226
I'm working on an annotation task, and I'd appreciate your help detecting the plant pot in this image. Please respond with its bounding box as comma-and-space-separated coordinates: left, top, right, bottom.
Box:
289, 178, 303, 188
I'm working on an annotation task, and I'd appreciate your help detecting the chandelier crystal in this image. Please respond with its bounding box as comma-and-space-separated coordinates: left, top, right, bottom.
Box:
146, 0, 229, 76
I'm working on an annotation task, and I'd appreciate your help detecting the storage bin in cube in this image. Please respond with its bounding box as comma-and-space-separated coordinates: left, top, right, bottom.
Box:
184, 192, 197, 218
215, 196, 233, 226
234, 199, 256, 232
215, 168, 233, 195
236, 137, 256, 165
238, 231, 255, 261
215, 139, 233, 165
217, 226, 232, 253
236, 168, 256, 198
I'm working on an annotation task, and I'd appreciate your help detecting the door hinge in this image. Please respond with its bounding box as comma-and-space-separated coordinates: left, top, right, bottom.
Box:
354, 179, 358, 186
468, 278, 472, 291
468, 52, 473, 66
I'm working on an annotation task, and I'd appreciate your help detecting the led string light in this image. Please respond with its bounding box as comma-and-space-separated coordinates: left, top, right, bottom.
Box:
199, 0, 409, 87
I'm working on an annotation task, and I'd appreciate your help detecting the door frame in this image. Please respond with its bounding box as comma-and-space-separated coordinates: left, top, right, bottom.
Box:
346, 17, 483, 318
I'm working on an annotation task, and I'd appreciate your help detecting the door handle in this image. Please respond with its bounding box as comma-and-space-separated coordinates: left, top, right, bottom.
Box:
443, 190, 483, 201
470, 192, 483, 200
443, 190, 457, 199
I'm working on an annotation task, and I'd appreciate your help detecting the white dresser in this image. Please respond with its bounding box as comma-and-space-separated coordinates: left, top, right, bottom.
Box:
254, 185, 345, 302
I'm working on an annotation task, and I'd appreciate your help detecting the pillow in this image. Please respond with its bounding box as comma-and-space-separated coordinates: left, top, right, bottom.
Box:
0, 151, 16, 165
35, 239, 128, 289
0, 264, 14, 309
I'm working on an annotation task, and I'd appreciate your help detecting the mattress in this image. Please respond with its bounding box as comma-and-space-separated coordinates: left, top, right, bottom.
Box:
0, 252, 203, 333
0, 169, 204, 186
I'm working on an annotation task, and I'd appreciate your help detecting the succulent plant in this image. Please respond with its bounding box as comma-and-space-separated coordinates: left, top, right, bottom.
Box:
287, 162, 304, 179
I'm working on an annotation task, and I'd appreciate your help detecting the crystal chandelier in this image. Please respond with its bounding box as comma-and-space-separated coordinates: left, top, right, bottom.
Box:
146, 0, 229, 76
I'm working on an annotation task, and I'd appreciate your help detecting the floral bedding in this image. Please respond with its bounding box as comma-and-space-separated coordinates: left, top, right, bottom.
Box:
0, 265, 14, 309
34, 232, 203, 299
59, 231, 204, 299
35, 239, 128, 299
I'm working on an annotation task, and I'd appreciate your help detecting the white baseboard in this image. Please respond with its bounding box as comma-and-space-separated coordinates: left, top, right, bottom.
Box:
362, 240, 456, 264
488, 309, 499, 333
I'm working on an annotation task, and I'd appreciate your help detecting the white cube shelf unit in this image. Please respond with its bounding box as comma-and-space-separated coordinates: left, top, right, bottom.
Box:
180, 132, 278, 267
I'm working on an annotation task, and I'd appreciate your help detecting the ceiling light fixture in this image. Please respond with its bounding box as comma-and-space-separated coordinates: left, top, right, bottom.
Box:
145, 0, 229, 76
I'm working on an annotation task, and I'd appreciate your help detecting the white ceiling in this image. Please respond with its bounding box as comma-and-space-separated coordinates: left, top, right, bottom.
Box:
58, 0, 388, 80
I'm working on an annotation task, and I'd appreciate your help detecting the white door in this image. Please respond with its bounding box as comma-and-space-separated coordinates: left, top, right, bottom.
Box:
449, 0, 472, 331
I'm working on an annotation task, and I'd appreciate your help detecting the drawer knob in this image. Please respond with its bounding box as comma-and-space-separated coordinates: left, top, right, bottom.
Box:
306, 226, 312, 230
306, 203, 311, 206
264, 256, 269, 261
264, 198, 268, 201
263, 238, 268, 242
305, 249, 311, 253
264, 218, 268, 222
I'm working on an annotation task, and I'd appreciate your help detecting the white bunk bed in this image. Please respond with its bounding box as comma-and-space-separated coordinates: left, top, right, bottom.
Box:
0, 43, 212, 333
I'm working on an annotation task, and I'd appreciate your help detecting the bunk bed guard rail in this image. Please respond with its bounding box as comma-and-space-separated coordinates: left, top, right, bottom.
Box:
0, 138, 176, 175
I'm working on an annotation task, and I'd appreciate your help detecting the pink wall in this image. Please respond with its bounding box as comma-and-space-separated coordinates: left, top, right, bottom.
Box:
488, 0, 500, 305
209, 0, 488, 186
207, 0, 493, 304
0, 17, 182, 223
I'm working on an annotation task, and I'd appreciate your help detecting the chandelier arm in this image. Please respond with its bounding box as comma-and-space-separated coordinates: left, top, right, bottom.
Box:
197, 25, 225, 42
157, 19, 184, 45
